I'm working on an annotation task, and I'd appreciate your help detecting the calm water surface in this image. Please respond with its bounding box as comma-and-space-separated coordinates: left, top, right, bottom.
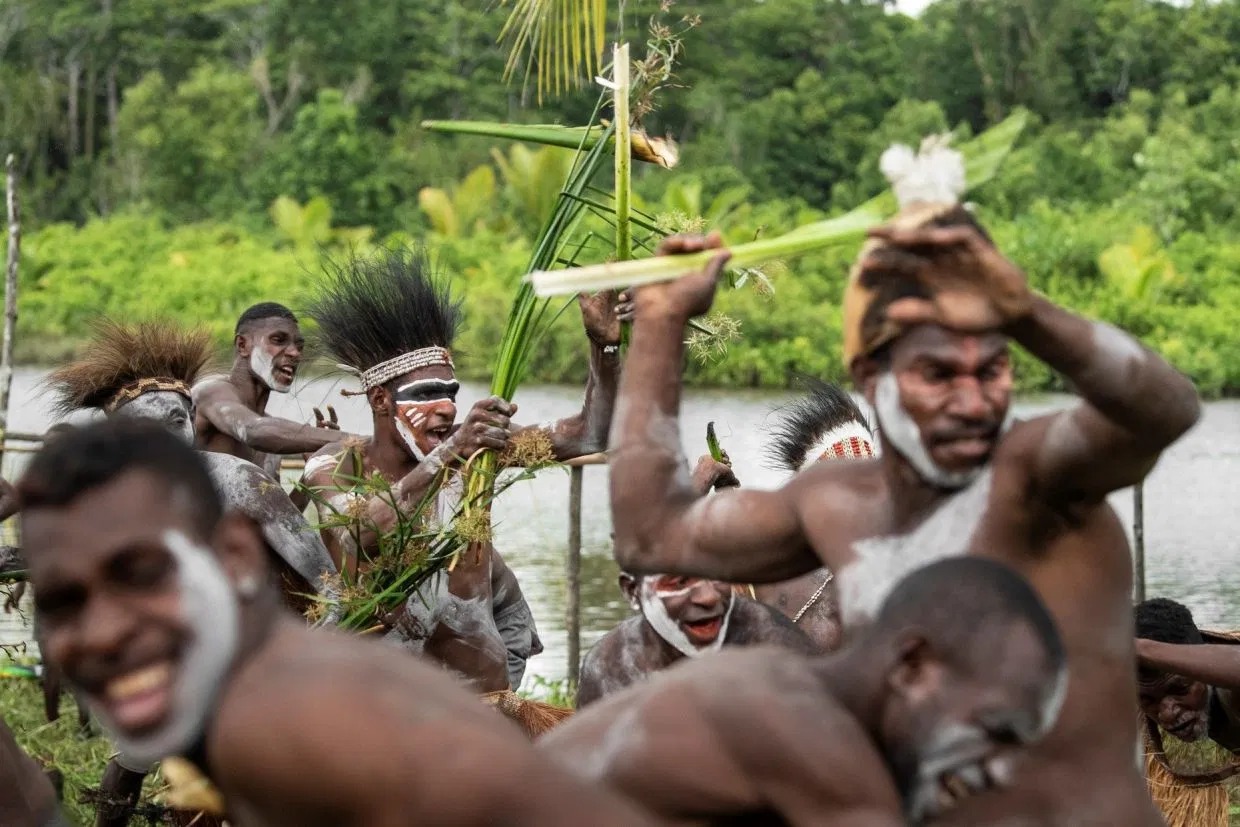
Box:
3, 367, 1238, 687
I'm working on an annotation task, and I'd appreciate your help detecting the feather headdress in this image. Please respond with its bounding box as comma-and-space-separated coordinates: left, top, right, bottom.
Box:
842, 133, 989, 367
308, 247, 462, 391
768, 377, 876, 473
46, 319, 213, 416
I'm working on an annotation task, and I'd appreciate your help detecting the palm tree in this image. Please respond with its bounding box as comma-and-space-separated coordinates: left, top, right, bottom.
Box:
499, 0, 609, 102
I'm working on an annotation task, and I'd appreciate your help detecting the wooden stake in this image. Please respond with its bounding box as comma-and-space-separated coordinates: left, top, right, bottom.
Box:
566, 465, 583, 688
1133, 482, 1146, 603
1, 156, 20, 469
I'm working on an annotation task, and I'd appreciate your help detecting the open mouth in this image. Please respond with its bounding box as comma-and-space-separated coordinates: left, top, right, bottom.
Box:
922, 755, 1009, 817
425, 425, 452, 448
681, 616, 723, 645
274, 365, 296, 385
98, 661, 175, 734
1168, 717, 1202, 740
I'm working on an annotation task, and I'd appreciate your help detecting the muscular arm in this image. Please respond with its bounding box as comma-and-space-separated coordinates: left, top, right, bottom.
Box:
610, 305, 819, 582
1137, 639, 1240, 690
1009, 295, 1201, 502
195, 381, 349, 456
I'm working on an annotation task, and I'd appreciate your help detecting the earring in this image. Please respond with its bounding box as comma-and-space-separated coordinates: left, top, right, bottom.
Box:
237, 574, 260, 600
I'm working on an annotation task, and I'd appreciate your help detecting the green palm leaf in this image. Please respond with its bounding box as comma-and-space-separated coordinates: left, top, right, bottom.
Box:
499, 0, 608, 102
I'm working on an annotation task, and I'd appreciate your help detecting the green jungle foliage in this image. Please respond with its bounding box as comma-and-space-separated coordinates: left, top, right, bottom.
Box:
5, 0, 1240, 394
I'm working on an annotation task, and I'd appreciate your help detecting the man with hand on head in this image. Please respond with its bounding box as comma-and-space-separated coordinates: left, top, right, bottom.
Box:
546, 557, 1068, 826
607, 136, 1199, 824
194, 302, 361, 480
576, 572, 814, 706
18, 419, 658, 827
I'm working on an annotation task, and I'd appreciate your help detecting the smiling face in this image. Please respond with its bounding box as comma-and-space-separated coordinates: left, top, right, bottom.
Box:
1139, 672, 1210, 742
240, 318, 303, 394
621, 574, 735, 657
859, 326, 1011, 489
384, 365, 459, 461
114, 391, 194, 444
24, 471, 239, 766
881, 622, 1064, 823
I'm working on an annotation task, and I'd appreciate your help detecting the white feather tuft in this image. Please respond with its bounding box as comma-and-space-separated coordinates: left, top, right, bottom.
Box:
880, 133, 966, 209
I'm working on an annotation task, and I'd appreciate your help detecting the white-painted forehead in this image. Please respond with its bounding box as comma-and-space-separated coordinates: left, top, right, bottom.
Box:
395, 378, 460, 393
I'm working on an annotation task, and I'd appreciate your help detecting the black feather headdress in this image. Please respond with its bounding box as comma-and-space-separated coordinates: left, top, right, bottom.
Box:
767, 376, 875, 473
308, 246, 462, 381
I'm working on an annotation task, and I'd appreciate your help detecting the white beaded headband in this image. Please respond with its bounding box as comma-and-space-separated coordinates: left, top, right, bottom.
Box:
802, 421, 878, 468
339, 346, 454, 391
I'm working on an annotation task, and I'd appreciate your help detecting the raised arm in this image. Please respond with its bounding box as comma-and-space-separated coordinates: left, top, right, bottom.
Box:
194, 380, 355, 456
1137, 639, 1240, 690
872, 224, 1200, 503
524, 291, 623, 461
610, 235, 819, 582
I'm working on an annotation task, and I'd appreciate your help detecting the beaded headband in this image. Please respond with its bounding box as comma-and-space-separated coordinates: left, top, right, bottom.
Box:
104, 378, 192, 413
805, 421, 877, 466
341, 346, 455, 392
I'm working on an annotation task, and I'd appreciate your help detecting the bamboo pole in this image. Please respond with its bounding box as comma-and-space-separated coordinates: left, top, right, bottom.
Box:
613, 43, 631, 264
1134, 482, 1146, 603
566, 465, 583, 688
1, 156, 19, 469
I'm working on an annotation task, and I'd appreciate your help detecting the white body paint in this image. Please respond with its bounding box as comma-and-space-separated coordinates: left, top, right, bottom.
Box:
98, 531, 239, 766
837, 470, 993, 626
250, 349, 290, 394
115, 391, 194, 443
874, 373, 979, 490
638, 580, 734, 658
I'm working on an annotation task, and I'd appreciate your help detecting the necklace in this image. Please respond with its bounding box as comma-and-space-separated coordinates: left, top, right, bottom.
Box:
792, 572, 833, 624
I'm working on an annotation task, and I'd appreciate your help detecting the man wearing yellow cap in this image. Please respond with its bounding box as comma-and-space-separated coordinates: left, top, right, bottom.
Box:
607, 137, 1198, 824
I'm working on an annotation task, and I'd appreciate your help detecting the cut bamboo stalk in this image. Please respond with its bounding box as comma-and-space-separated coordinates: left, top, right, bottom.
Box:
1, 156, 19, 469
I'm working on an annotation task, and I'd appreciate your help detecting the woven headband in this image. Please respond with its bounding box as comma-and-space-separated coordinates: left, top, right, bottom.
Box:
805, 421, 877, 467
104, 378, 192, 413
340, 346, 454, 392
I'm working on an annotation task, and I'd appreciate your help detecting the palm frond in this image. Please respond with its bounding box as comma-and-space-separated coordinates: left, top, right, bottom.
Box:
499, 0, 608, 102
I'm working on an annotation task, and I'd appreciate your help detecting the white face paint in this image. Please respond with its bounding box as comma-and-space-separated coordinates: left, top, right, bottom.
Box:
874, 372, 980, 490
93, 530, 240, 766
116, 392, 194, 444
250, 348, 291, 394
638, 579, 734, 658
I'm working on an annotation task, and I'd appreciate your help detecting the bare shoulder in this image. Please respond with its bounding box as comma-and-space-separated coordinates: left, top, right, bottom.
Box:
786, 458, 885, 515
300, 445, 356, 488
191, 374, 239, 403
577, 618, 644, 704
727, 598, 817, 653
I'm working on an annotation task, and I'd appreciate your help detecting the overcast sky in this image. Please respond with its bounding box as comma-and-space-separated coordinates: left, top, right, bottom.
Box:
894, 0, 935, 15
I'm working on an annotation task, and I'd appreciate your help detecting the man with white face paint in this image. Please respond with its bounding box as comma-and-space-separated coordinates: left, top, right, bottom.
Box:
19, 419, 657, 827
194, 302, 361, 480
575, 573, 814, 706
44, 318, 341, 827
546, 558, 1069, 825
608, 135, 1200, 825
301, 247, 624, 692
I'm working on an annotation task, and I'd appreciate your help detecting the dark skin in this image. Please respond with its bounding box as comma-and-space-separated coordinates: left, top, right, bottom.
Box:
301, 292, 623, 691
195, 316, 359, 479
576, 577, 816, 706
0, 713, 59, 827
610, 229, 1200, 825
546, 619, 1058, 827
1136, 638, 1240, 749
694, 456, 840, 651
23, 470, 659, 827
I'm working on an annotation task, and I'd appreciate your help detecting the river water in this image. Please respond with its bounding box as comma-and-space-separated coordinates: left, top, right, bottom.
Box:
2, 366, 1238, 688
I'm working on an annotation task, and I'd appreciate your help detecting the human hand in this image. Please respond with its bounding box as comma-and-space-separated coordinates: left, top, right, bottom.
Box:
578, 289, 623, 347
635, 232, 732, 321
864, 223, 1032, 333
448, 396, 518, 460
691, 455, 740, 495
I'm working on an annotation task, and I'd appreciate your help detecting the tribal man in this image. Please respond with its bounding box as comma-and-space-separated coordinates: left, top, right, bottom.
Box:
194, 302, 358, 480
545, 557, 1068, 825
575, 572, 814, 706
608, 138, 1199, 823
45, 319, 340, 827
696, 378, 877, 651
1135, 597, 1240, 750
1, 713, 64, 827
301, 247, 621, 692
18, 419, 658, 827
